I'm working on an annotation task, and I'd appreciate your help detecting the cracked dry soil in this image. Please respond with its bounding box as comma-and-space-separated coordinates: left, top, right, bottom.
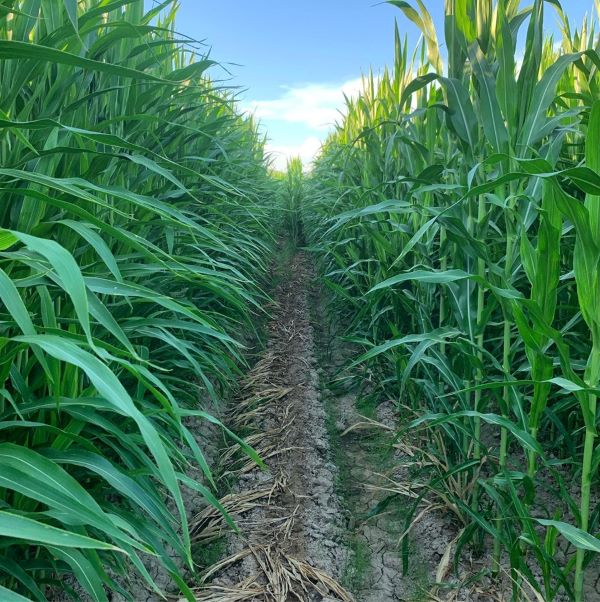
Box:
190, 252, 353, 602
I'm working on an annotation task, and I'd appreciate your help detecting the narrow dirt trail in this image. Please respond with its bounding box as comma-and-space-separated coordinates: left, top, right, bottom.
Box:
191, 251, 353, 602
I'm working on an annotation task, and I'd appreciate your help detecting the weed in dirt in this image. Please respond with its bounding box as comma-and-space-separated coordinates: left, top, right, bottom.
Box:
321, 383, 370, 594
270, 237, 298, 291
193, 538, 228, 575
355, 392, 380, 421
343, 533, 372, 593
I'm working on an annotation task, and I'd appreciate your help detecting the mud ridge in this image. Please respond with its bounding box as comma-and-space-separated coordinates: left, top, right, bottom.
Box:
190, 251, 352, 602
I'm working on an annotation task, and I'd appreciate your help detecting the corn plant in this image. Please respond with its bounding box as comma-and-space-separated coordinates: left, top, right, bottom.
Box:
283, 157, 305, 245
306, 1, 600, 599
0, 1, 272, 600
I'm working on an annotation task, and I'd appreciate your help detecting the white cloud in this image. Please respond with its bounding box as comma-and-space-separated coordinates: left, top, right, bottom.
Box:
244, 77, 367, 170
244, 77, 365, 130
265, 136, 323, 172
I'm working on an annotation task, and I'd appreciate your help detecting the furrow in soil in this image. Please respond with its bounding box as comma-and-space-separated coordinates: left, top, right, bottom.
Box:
191, 251, 352, 602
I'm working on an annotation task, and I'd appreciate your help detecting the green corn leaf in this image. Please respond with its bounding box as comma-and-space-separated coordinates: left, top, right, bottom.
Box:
3, 230, 93, 347
57, 220, 122, 282
410, 411, 543, 455
0, 512, 123, 551
369, 268, 522, 300
517, 53, 583, 153
536, 520, 600, 552
0, 41, 168, 81
0, 268, 52, 380
469, 46, 509, 153
63, 0, 78, 33
352, 327, 461, 365
48, 547, 108, 602
12, 335, 190, 556
440, 77, 478, 149
0, 585, 35, 602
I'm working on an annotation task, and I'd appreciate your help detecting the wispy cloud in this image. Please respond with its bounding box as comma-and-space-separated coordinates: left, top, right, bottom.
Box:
244, 77, 364, 130
244, 77, 366, 169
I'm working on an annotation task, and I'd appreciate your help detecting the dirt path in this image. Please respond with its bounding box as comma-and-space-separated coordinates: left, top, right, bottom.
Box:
182, 245, 600, 602
190, 251, 352, 602
187, 248, 498, 602
186, 248, 502, 602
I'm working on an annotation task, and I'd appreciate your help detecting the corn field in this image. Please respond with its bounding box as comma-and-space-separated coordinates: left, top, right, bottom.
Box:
1, 0, 600, 601
0, 1, 272, 599
308, 1, 600, 600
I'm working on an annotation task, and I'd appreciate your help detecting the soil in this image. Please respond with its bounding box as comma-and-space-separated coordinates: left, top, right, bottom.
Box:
189, 250, 352, 601
312, 287, 488, 602
191, 247, 509, 602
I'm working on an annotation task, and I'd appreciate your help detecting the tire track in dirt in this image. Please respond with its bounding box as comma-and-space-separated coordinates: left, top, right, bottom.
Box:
190, 251, 352, 602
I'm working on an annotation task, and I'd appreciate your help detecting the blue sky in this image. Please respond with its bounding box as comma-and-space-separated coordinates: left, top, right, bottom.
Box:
152, 1, 595, 169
